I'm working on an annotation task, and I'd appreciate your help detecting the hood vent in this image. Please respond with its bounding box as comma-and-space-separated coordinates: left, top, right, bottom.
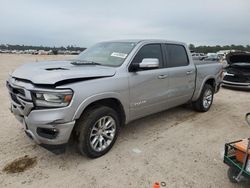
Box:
45, 67, 68, 71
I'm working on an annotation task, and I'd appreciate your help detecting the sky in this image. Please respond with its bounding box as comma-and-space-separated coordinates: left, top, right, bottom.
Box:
0, 0, 250, 47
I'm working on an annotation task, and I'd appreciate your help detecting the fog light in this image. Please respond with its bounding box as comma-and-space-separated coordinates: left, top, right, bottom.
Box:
37, 127, 59, 139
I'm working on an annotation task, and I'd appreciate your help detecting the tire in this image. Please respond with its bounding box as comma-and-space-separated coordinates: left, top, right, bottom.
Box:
76, 106, 120, 158
192, 84, 214, 112
227, 167, 239, 183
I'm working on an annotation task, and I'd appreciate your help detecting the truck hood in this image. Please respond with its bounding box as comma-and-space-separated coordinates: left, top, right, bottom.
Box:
11, 60, 116, 85
226, 52, 250, 65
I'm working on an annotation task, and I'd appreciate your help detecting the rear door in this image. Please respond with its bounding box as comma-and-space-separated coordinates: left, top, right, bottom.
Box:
128, 43, 170, 120
163, 44, 196, 108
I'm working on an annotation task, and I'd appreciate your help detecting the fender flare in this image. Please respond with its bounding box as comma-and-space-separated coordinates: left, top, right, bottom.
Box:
72, 92, 128, 121
193, 75, 216, 101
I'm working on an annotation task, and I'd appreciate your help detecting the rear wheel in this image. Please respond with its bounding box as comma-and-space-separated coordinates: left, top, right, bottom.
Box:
76, 106, 120, 158
192, 84, 214, 112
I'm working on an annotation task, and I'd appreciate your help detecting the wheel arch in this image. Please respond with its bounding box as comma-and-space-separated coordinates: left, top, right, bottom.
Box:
204, 78, 216, 90
193, 76, 216, 101
73, 93, 127, 126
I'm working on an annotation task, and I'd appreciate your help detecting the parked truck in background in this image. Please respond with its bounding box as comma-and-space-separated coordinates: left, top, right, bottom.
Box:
6, 40, 223, 158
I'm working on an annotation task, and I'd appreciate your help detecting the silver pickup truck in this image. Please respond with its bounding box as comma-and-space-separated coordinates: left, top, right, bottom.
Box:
6, 40, 223, 158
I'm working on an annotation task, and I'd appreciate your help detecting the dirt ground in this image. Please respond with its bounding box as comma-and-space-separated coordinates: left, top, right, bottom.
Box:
0, 54, 250, 188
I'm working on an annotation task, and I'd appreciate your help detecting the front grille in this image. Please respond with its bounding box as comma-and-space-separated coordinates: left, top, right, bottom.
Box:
223, 75, 249, 83
6, 80, 34, 116
6, 82, 25, 97
6, 81, 27, 105
10, 93, 21, 104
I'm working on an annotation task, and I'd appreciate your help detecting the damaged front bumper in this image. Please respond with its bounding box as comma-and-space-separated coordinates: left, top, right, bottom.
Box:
222, 80, 250, 90
222, 72, 250, 90
7, 78, 75, 154
13, 112, 75, 154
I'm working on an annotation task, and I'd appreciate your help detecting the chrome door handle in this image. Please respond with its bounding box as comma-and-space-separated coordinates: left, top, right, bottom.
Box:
158, 75, 168, 79
186, 70, 193, 75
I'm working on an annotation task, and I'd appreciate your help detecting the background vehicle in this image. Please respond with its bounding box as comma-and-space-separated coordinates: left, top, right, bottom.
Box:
191, 52, 207, 60
222, 52, 250, 90
6, 39, 223, 158
205, 53, 220, 61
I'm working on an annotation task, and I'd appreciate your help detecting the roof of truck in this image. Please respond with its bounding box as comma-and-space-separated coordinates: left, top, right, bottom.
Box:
103, 39, 186, 46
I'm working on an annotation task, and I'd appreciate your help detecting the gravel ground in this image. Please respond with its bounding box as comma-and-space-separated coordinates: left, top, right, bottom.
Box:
0, 54, 250, 188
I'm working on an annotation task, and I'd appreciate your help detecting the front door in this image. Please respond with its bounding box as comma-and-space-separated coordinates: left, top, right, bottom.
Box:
128, 43, 170, 120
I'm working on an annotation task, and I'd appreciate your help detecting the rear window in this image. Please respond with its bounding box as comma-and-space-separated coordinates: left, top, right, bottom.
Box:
165, 44, 189, 67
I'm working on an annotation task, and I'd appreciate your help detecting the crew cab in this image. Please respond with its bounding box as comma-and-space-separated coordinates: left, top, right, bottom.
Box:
6, 40, 223, 158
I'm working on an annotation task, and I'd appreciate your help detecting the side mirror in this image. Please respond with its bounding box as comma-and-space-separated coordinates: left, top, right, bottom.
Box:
129, 58, 159, 72
139, 58, 159, 69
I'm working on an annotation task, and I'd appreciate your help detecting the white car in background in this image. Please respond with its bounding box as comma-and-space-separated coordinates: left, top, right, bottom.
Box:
191, 52, 207, 60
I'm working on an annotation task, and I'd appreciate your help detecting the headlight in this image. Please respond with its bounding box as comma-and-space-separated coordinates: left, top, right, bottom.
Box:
33, 90, 73, 107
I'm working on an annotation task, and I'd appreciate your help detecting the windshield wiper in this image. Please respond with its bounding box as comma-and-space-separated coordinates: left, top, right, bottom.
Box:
71, 60, 101, 66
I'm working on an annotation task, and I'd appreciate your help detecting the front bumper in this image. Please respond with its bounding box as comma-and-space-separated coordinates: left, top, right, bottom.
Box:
7, 78, 75, 154
11, 103, 75, 154
222, 80, 250, 90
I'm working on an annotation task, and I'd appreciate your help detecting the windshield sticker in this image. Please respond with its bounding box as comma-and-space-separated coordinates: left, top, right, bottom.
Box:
111, 52, 128, 59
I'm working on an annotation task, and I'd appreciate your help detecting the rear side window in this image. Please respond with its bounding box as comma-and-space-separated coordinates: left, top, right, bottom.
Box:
131, 44, 163, 68
165, 44, 189, 67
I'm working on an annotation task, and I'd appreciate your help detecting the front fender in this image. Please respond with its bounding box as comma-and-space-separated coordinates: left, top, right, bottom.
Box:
72, 92, 129, 121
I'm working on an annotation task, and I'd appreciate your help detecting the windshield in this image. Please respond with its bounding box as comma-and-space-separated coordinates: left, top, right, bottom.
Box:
76, 42, 137, 67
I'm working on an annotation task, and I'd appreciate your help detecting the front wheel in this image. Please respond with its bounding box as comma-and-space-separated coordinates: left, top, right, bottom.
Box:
192, 84, 214, 112
76, 106, 120, 158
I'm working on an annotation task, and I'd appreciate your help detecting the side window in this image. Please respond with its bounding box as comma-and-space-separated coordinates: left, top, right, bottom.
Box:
131, 44, 163, 68
165, 44, 189, 67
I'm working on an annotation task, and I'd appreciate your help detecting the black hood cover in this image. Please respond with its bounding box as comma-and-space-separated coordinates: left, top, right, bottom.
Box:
226, 52, 250, 65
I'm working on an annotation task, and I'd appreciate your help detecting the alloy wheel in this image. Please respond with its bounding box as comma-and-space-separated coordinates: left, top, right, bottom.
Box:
89, 116, 116, 152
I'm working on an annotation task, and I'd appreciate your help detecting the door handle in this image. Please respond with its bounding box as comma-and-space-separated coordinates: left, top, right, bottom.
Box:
186, 70, 193, 75
158, 75, 168, 79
